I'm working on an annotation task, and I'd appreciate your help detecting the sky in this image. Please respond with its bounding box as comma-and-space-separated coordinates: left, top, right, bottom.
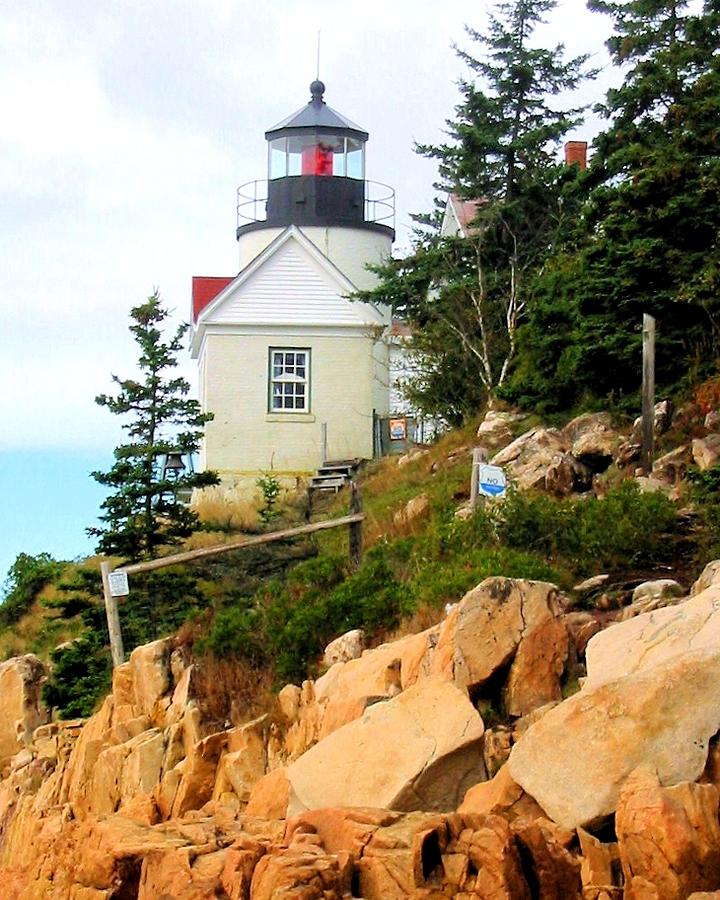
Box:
0, 0, 617, 582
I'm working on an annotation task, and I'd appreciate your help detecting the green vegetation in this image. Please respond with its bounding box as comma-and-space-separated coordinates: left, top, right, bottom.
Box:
200, 478, 678, 685
356, 0, 593, 421
688, 463, 720, 563
257, 473, 282, 524
0, 425, 700, 717
508, 0, 720, 413
357, 0, 720, 423
0, 553, 61, 628
90, 292, 219, 562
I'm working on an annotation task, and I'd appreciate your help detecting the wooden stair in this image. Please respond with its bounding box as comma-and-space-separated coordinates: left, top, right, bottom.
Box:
309, 459, 360, 493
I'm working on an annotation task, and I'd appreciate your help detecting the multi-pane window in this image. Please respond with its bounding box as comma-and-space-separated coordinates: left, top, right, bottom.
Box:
269, 348, 310, 412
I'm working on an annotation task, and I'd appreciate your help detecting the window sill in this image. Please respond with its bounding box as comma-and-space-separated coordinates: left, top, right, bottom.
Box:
265, 412, 316, 423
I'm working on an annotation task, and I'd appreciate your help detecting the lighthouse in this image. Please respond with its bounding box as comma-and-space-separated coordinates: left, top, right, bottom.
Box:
191, 81, 395, 491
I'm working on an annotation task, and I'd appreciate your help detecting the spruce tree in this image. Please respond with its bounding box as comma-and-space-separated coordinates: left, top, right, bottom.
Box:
357, 0, 593, 417
508, 0, 720, 410
89, 292, 219, 561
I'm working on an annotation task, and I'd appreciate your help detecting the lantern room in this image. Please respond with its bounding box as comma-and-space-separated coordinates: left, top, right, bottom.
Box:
236, 80, 394, 239
265, 79, 367, 180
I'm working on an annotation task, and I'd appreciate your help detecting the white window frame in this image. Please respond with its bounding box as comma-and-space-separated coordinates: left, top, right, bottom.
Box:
268, 347, 311, 412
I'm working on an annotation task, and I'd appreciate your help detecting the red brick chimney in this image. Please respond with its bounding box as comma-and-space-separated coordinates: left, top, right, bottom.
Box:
564, 141, 588, 170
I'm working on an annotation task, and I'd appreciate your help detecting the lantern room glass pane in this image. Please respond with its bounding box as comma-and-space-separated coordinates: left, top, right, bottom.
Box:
269, 138, 287, 179
346, 138, 364, 179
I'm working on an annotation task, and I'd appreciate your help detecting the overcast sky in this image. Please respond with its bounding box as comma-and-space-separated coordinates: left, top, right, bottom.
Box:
0, 0, 617, 451
0, 0, 617, 575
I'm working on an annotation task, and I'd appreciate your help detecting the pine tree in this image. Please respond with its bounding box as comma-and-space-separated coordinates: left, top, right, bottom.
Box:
508, 0, 720, 410
357, 0, 593, 418
89, 292, 219, 561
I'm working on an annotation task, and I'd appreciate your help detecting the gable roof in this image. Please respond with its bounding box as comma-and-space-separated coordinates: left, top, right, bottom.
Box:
191, 226, 387, 356
192, 276, 235, 322
441, 194, 483, 238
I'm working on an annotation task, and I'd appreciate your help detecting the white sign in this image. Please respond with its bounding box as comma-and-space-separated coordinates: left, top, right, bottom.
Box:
108, 571, 129, 597
477, 463, 507, 498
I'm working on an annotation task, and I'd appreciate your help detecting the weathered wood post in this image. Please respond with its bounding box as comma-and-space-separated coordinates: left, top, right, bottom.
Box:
349, 481, 363, 570
100, 560, 125, 668
469, 447, 488, 511
642, 313, 656, 475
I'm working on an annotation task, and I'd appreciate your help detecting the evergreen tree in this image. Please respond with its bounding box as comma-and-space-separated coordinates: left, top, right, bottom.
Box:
89, 292, 219, 561
357, 0, 593, 417
508, 0, 720, 411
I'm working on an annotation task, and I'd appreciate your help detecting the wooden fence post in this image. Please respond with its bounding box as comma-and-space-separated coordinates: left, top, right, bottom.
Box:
349, 481, 363, 570
100, 560, 125, 669
469, 447, 488, 510
642, 313, 656, 475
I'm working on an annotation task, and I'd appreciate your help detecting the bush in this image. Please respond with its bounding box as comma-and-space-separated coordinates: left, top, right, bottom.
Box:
0, 552, 61, 627
687, 464, 720, 563
495, 481, 678, 575
42, 602, 112, 718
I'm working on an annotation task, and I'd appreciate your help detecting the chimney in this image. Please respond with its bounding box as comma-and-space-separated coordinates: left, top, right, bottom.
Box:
564, 141, 588, 170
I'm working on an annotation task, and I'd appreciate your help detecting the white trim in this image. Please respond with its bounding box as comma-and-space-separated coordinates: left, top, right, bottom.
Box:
192, 322, 386, 360
191, 224, 386, 356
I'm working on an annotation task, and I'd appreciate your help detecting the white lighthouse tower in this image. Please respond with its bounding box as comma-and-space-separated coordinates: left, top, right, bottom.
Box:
191, 81, 395, 490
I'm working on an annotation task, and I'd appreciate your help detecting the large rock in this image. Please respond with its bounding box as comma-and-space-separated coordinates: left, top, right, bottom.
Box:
477, 408, 525, 448
694, 560, 720, 596
128, 639, 171, 721
435, 577, 561, 692
492, 427, 570, 491
277, 677, 485, 816
545, 453, 593, 497
0, 655, 47, 768
616, 767, 720, 900
505, 618, 568, 717
314, 627, 436, 741
652, 444, 692, 485
459, 764, 545, 822
585, 583, 720, 690
693, 433, 720, 470
563, 412, 619, 473
323, 629, 364, 667
508, 650, 720, 830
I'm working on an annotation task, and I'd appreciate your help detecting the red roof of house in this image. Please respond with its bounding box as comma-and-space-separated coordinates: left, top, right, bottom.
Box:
390, 317, 413, 338
192, 276, 235, 322
449, 194, 483, 234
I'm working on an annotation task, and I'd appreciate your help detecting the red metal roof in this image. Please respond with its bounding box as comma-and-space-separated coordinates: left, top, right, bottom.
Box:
192, 276, 235, 321
449, 194, 483, 235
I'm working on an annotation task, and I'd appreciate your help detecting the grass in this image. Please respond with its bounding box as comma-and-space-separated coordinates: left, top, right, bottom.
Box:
192, 485, 261, 532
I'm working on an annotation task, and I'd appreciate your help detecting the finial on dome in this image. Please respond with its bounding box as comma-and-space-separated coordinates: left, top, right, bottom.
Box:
310, 79, 325, 105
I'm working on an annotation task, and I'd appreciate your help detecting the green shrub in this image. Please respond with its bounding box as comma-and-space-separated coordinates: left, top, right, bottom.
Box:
687, 464, 720, 563
0, 552, 61, 626
495, 481, 678, 575
257, 473, 281, 524
42, 603, 112, 718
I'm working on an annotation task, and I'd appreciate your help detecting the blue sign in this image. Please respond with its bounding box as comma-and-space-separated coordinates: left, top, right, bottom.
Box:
477, 464, 507, 498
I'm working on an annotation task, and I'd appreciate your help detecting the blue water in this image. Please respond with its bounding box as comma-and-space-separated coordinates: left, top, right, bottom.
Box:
0, 449, 110, 585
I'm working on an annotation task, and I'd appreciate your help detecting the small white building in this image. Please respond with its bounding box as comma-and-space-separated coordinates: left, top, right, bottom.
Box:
191, 81, 399, 487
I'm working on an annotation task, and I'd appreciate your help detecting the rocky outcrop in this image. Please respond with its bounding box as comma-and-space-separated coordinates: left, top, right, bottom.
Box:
0, 655, 47, 770
616, 767, 720, 900
509, 649, 720, 829
492, 427, 570, 491
584, 583, 720, 689
7, 551, 720, 895
693, 433, 720, 470
436, 577, 562, 692
251, 677, 486, 817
